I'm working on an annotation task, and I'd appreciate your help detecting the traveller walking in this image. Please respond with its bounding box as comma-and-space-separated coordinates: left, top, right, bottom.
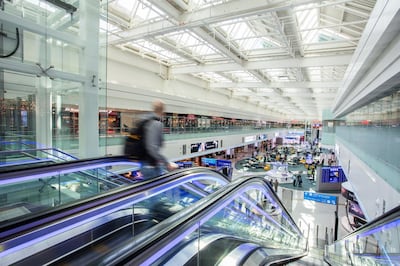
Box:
125, 99, 178, 179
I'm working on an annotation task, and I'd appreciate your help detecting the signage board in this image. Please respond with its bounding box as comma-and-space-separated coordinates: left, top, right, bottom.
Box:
304, 191, 338, 205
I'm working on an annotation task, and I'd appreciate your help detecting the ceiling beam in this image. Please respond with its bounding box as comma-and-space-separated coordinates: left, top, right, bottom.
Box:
210, 81, 341, 88
171, 54, 352, 74
107, 0, 318, 45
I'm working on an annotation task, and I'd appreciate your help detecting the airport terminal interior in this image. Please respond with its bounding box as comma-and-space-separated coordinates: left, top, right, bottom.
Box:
0, 0, 399, 265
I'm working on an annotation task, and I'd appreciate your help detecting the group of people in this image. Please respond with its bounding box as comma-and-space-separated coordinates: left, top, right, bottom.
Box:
293, 173, 303, 187
268, 178, 279, 192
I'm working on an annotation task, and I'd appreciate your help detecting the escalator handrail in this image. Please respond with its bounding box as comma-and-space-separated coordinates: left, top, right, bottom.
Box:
0, 155, 137, 189
0, 147, 78, 159
0, 155, 131, 177
329, 204, 400, 244
95, 175, 307, 266
0, 147, 79, 171
0, 166, 229, 242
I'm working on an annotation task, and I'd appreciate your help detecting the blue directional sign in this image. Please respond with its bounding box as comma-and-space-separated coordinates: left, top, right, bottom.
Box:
303, 192, 338, 205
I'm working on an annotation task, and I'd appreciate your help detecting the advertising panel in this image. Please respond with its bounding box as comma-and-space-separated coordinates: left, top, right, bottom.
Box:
304, 192, 338, 205
201, 158, 217, 166
190, 140, 219, 153
321, 166, 347, 183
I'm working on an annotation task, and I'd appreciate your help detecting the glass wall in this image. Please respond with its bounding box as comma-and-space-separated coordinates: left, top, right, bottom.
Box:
335, 90, 400, 191
0, 0, 107, 158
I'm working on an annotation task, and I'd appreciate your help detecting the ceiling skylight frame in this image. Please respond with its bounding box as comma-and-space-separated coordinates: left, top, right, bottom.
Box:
111, 0, 167, 26
161, 30, 224, 60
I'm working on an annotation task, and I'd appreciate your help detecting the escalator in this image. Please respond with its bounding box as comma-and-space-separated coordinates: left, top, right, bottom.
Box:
324, 205, 400, 266
0, 156, 144, 222
92, 175, 308, 266
1, 158, 398, 265
0, 140, 79, 170
0, 167, 308, 265
0, 167, 230, 265
50, 171, 398, 266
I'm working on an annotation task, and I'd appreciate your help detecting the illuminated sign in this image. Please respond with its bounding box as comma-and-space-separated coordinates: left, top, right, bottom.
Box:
304, 192, 338, 205
244, 135, 256, 142
321, 166, 347, 183
201, 158, 217, 166
191, 140, 219, 153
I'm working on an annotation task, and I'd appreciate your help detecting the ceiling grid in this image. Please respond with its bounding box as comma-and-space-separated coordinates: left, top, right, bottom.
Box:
23, 0, 380, 120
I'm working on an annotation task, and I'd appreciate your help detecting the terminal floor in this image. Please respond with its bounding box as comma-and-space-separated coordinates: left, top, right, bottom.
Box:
225, 151, 352, 249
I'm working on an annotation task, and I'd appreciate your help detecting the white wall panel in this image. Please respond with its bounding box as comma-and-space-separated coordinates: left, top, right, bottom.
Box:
336, 139, 400, 221
105, 47, 281, 120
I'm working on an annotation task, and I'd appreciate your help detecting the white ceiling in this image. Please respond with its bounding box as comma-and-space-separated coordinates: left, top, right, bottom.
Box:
103, 0, 377, 120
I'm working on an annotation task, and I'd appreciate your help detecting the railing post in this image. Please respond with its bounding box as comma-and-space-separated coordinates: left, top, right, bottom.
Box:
325, 226, 329, 245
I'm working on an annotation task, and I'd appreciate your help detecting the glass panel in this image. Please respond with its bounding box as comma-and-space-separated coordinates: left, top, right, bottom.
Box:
0, 161, 142, 223
1, 1, 107, 159
0, 172, 227, 265
0, 147, 77, 169
336, 90, 400, 192
152, 185, 306, 265
325, 218, 400, 266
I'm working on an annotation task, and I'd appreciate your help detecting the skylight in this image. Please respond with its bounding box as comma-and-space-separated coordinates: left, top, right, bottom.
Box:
25, 0, 56, 12
164, 31, 219, 57
226, 71, 259, 82
190, 0, 231, 10
112, 0, 165, 24
128, 39, 185, 64
295, 3, 352, 45
295, 4, 319, 43
194, 72, 232, 82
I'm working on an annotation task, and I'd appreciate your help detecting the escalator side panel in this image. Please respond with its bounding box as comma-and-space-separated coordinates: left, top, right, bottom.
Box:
218, 242, 260, 266
185, 238, 244, 266
242, 248, 270, 266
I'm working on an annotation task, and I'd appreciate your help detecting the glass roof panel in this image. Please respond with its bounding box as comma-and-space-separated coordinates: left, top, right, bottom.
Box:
99, 19, 119, 33
224, 71, 259, 82
190, 0, 232, 10
25, 0, 56, 12
114, 0, 137, 12
295, 3, 353, 45
112, 0, 165, 23
164, 31, 220, 57
192, 72, 231, 82
295, 4, 319, 43
126, 40, 187, 64
212, 17, 283, 57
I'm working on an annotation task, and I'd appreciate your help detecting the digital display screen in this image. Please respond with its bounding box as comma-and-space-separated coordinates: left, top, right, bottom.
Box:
306, 153, 313, 164
348, 201, 365, 219
258, 134, 267, 140
321, 166, 347, 183
176, 161, 193, 168
216, 159, 232, 168
190, 140, 218, 153
201, 158, 217, 166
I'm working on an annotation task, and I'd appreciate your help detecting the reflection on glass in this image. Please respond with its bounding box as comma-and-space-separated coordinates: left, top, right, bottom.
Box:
152, 185, 306, 265
0, 173, 226, 265
325, 217, 400, 266
0, 163, 137, 224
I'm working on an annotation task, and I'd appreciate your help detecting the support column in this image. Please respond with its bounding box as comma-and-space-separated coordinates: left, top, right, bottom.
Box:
35, 79, 51, 147
79, 0, 100, 158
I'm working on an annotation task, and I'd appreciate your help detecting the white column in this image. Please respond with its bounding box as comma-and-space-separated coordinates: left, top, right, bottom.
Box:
79, 0, 100, 158
35, 77, 52, 148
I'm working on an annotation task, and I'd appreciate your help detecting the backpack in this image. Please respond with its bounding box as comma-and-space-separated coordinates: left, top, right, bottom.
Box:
124, 117, 155, 160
